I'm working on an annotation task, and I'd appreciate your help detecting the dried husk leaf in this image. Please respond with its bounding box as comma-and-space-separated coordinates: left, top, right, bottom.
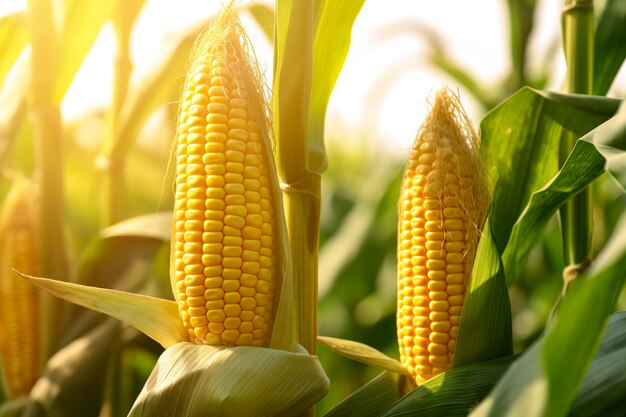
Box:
16, 272, 185, 348
317, 336, 409, 376
128, 342, 329, 417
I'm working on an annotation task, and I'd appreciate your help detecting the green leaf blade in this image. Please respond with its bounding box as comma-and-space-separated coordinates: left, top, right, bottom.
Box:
471, 215, 626, 417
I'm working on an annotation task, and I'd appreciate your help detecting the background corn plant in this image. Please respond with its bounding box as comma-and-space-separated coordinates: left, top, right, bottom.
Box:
0, 0, 625, 416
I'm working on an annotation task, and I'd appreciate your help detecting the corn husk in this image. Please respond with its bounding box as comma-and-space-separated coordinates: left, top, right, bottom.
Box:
129, 343, 328, 417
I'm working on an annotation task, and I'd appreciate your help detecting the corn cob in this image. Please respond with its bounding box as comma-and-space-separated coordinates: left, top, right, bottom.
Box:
397, 88, 488, 385
0, 181, 40, 397
172, 8, 276, 348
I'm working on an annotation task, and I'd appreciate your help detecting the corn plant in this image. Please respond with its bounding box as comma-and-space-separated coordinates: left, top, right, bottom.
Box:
0, 0, 625, 416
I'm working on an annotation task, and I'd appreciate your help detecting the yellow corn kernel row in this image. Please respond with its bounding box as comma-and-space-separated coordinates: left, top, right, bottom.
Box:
0, 181, 40, 397
172, 9, 276, 348
397, 88, 488, 385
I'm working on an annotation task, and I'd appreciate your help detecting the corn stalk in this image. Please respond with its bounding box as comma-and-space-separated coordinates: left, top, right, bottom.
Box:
273, 0, 320, 357
559, 0, 594, 292
98, 0, 144, 227
26, 0, 67, 360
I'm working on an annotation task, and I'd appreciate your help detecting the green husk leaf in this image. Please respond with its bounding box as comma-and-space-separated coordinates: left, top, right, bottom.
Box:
324, 372, 401, 417
453, 221, 513, 367
593, 0, 626, 95
503, 99, 626, 284
569, 312, 626, 417
28, 321, 119, 417
16, 272, 185, 348
381, 355, 516, 417
128, 343, 329, 417
470, 213, 626, 417
317, 336, 409, 376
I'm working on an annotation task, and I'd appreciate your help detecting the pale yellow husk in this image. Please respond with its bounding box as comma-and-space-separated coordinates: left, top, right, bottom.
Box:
129, 343, 328, 417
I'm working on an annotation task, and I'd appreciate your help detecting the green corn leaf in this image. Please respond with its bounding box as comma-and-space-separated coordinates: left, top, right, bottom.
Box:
503, 98, 626, 284
593, 0, 626, 95
381, 355, 516, 417
307, 0, 365, 173
324, 372, 401, 417
470, 214, 626, 417
482, 87, 619, 255
274, 0, 364, 179
569, 312, 626, 417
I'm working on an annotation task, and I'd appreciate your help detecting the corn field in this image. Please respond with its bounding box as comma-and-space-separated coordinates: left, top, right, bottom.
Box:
0, 0, 625, 416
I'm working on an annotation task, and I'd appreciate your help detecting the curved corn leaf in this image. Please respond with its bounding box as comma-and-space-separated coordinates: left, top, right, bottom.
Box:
569, 312, 626, 417
324, 372, 401, 417
482, 87, 619, 256
28, 321, 119, 417
453, 221, 513, 367
381, 355, 516, 417
593, 0, 626, 95
16, 272, 185, 348
0, 11, 26, 85
129, 343, 329, 417
317, 336, 409, 376
503, 99, 626, 283
470, 213, 626, 417
99, 212, 172, 241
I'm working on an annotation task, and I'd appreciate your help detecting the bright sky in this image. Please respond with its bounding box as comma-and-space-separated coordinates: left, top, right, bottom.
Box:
3, 0, 624, 153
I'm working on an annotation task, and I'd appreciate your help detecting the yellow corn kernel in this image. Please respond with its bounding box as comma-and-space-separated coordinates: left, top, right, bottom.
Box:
0, 181, 40, 397
396, 88, 488, 385
172, 9, 277, 348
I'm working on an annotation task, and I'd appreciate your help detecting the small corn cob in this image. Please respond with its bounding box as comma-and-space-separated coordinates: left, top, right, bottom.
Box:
172, 8, 276, 347
0, 181, 40, 397
397, 88, 488, 385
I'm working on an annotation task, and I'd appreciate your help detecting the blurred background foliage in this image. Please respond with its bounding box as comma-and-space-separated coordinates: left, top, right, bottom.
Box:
0, 0, 625, 415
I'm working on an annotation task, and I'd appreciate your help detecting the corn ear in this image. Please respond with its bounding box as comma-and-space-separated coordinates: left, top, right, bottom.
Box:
0, 180, 40, 398
171, 3, 291, 349
397, 88, 489, 385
